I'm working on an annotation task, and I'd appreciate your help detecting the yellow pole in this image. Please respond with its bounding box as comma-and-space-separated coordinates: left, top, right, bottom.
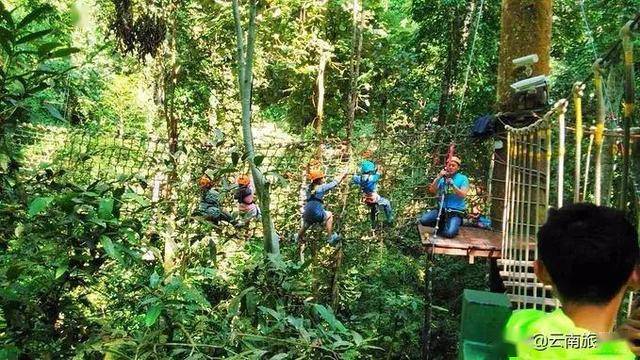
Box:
593, 59, 605, 205
572, 82, 585, 203
556, 99, 568, 208
620, 21, 634, 209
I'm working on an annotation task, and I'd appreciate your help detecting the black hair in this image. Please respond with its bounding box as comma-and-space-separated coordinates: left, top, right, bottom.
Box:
538, 203, 638, 305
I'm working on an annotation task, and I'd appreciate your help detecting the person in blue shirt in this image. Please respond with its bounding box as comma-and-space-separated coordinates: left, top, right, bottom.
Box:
296, 168, 348, 246
419, 156, 469, 238
352, 160, 393, 228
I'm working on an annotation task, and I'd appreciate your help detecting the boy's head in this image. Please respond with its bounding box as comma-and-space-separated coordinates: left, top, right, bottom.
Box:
535, 203, 639, 305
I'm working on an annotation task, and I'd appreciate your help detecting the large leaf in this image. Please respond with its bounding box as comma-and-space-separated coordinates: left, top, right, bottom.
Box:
254, 154, 265, 166
17, 6, 52, 30
44, 103, 64, 121
149, 271, 161, 288
227, 286, 255, 318
28, 197, 53, 216
15, 28, 52, 45
97, 198, 114, 219
100, 235, 117, 258
231, 151, 240, 166
55, 263, 68, 279
45, 47, 80, 59
37, 41, 60, 56
145, 304, 162, 326
313, 304, 347, 333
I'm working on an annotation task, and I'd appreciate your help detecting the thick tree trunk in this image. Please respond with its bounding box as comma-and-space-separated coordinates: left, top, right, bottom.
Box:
490, 0, 552, 230
495, 0, 552, 112
232, 0, 279, 255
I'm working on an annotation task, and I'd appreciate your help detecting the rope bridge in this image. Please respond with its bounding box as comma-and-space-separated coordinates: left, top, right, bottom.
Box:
7, 121, 492, 242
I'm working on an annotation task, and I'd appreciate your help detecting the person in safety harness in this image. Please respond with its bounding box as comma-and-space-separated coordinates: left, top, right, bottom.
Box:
235, 174, 261, 227
352, 160, 393, 228
419, 156, 469, 238
295, 167, 348, 246
197, 175, 238, 226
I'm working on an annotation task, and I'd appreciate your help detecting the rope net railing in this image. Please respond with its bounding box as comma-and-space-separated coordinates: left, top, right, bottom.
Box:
8, 120, 494, 248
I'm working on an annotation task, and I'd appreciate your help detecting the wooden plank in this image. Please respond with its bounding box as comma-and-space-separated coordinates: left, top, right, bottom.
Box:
419, 225, 501, 248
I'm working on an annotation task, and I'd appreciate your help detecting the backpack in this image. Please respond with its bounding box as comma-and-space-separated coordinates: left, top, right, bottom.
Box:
471, 114, 495, 139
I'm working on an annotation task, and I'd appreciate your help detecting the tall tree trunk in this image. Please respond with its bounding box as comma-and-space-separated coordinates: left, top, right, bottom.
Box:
162, 1, 180, 274
314, 49, 328, 159
490, 0, 552, 230
232, 0, 279, 255
436, 0, 476, 125
619, 21, 634, 209
346, 0, 364, 142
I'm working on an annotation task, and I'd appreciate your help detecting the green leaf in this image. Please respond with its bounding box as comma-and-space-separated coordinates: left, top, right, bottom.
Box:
145, 304, 162, 326
28, 197, 53, 216
313, 304, 347, 332
12, 78, 25, 95
46, 47, 80, 59
149, 272, 161, 288
15, 28, 52, 44
0, 152, 9, 171
231, 151, 240, 166
17, 6, 52, 30
214, 128, 224, 146
258, 306, 282, 321
331, 340, 353, 349
228, 286, 255, 318
55, 263, 68, 279
100, 235, 116, 258
254, 154, 265, 166
269, 354, 288, 360
351, 330, 363, 346
37, 41, 60, 56
97, 198, 114, 219
44, 103, 64, 121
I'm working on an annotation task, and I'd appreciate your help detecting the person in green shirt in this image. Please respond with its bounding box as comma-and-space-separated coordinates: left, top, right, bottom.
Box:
504, 203, 640, 359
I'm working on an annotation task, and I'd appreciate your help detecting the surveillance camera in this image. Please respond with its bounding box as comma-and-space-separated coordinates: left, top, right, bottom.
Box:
510, 75, 547, 92
512, 54, 539, 68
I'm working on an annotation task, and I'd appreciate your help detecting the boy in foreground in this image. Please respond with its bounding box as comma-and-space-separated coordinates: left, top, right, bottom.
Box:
504, 203, 639, 359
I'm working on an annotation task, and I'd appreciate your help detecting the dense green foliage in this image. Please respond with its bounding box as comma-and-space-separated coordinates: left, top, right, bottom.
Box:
1, 0, 639, 359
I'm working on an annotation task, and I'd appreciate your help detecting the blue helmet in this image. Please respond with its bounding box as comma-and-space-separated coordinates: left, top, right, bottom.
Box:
360, 160, 376, 173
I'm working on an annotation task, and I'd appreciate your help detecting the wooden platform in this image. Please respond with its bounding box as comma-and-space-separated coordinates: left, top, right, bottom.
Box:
418, 224, 502, 264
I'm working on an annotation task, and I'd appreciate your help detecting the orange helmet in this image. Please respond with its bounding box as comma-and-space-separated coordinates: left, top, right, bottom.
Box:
308, 168, 324, 181
198, 175, 212, 188
236, 174, 250, 186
